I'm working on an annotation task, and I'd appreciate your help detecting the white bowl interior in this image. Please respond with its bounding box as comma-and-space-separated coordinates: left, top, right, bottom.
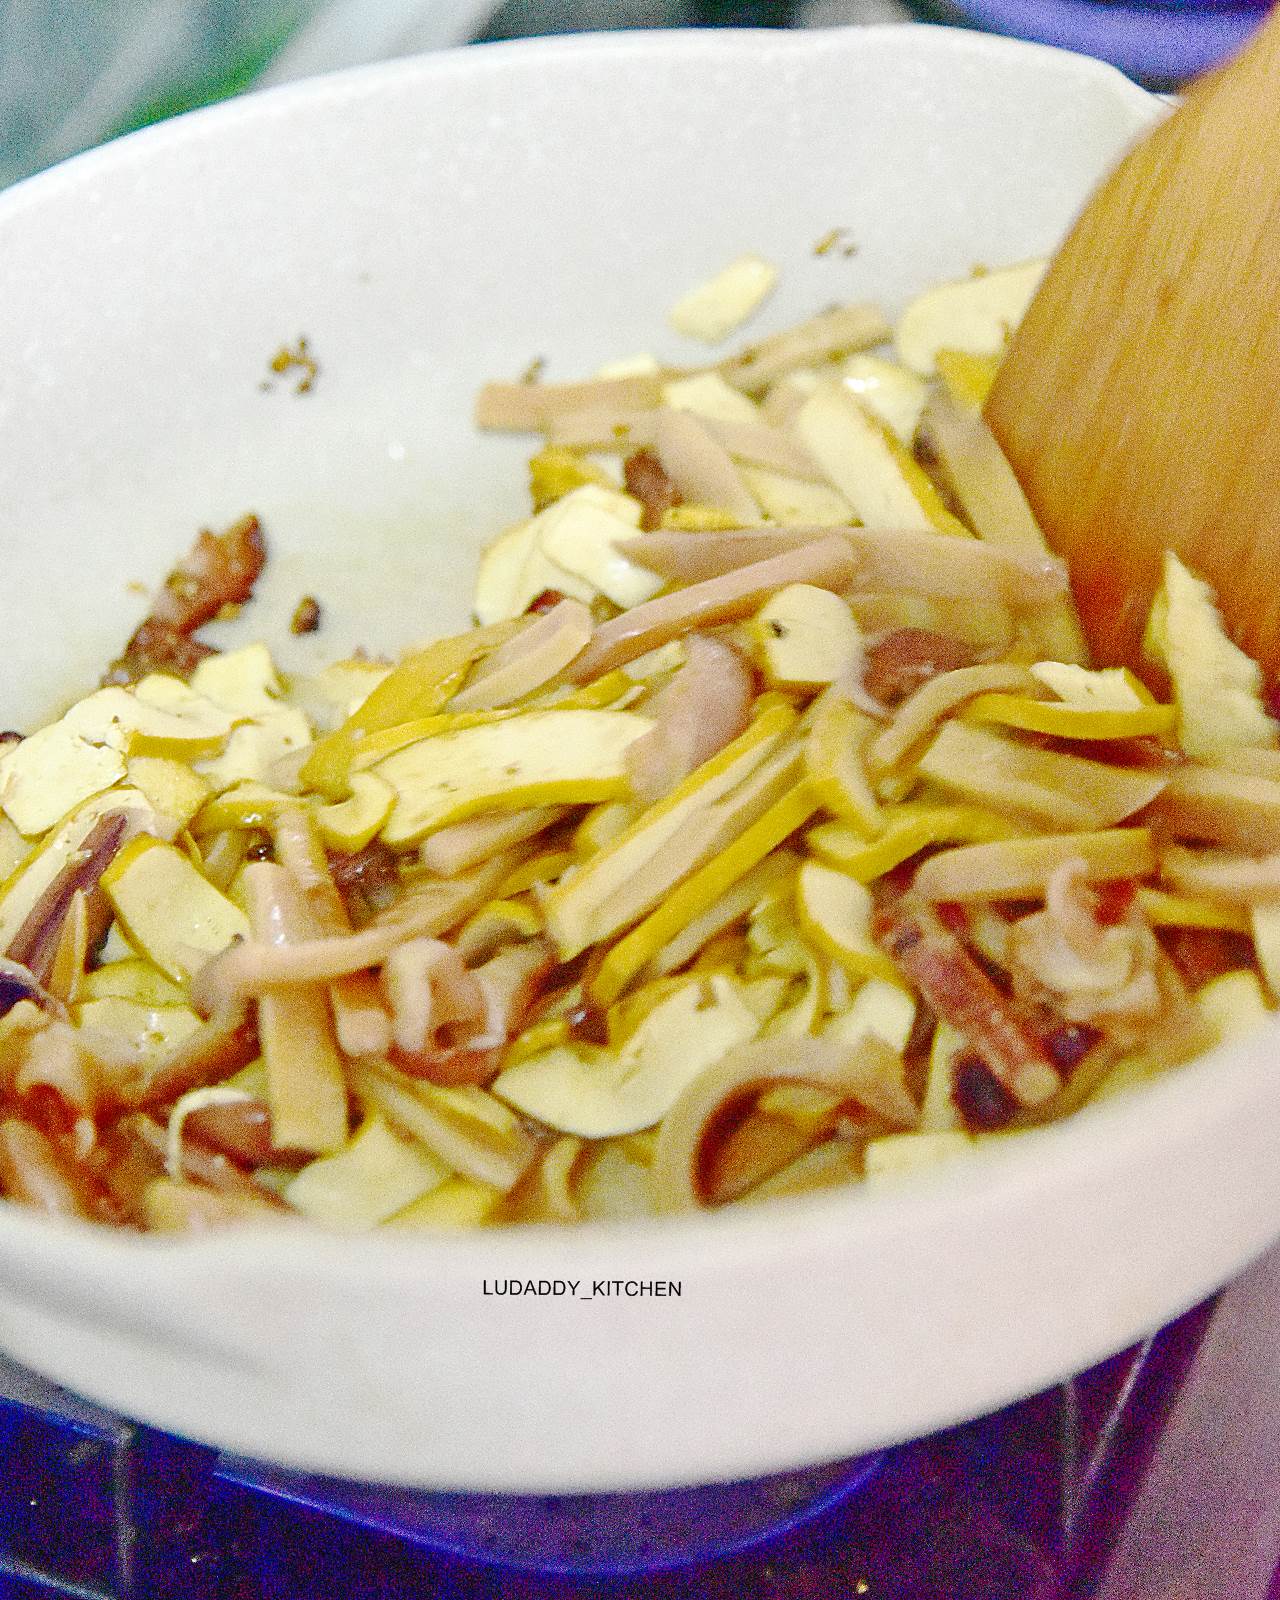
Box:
2, 26, 1275, 1494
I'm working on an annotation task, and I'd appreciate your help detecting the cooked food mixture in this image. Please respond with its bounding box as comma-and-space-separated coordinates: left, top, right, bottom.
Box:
1, 259, 1277, 1233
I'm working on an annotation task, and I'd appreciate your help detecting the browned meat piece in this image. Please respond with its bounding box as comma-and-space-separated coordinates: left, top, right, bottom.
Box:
863, 627, 977, 706
104, 513, 266, 685
624, 448, 683, 531
875, 897, 1060, 1107
1160, 926, 1255, 992
290, 595, 322, 635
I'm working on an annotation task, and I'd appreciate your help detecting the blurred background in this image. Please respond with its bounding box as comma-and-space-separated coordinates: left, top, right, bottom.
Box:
0, 0, 1269, 194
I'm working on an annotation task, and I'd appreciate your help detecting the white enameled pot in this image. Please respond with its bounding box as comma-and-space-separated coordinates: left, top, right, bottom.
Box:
1, 26, 1266, 1494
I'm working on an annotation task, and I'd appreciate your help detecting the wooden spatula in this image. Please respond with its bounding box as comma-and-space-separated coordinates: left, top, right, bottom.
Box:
985, 13, 1280, 677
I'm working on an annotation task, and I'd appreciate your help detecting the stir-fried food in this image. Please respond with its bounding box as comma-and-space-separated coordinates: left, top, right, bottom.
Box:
1, 260, 1277, 1233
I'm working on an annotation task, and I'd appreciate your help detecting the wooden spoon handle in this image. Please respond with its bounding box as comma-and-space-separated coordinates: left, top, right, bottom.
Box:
986, 9, 1280, 675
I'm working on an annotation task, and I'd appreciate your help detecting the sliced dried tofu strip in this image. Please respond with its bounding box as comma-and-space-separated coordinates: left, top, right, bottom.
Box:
373, 710, 652, 846
895, 260, 1046, 375
285, 1114, 447, 1230
918, 722, 1167, 830
591, 784, 819, 1006
870, 663, 1035, 772
794, 383, 939, 532
912, 829, 1155, 901
840, 354, 928, 444
668, 254, 778, 344
807, 803, 1023, 882
662, 372, 760, 426
493, 976, 760, 1138
1154, 766, 1280, 850
542, 708, 797, 959
1145, 551, 1278, 763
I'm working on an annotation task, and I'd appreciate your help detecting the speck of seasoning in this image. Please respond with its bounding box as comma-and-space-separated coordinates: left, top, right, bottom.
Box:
768, 620, 787, 638
126, 580, 148, 597
520, 355, 547, 384
290, 595, 322, 635
264, 336, 319, 395
813, 226, 858, 259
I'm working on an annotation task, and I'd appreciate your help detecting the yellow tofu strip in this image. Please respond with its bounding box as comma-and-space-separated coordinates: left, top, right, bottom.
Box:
1153, 766, 1280, 850
963, 692, 1174, 741
373, 709, 652, 846
285, 1114, 448, 1230
803, 695, 880, 835
542, 705, 794, 958
652, 851, 796, 975
795, 861, 904, 988
300, 621, 521, 797
350, 705, 527, 768
1137, 887, 1250, 933
386, 1175, 503, 1230
1251, 906, 1280, 997
194, 782, 301, 833
918, 722, 1168, 830
353, 1064, 535, 1192
591, 784, 820, 1006
807, 804, 1023, 882
346, 672, 640, 772
0, 790, 161, 953
934, 348, 1002, 410
911, 829, 1155, 901
245, 863, 349, 1155
102, 836, 249, 985
794, 382, 958, 533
